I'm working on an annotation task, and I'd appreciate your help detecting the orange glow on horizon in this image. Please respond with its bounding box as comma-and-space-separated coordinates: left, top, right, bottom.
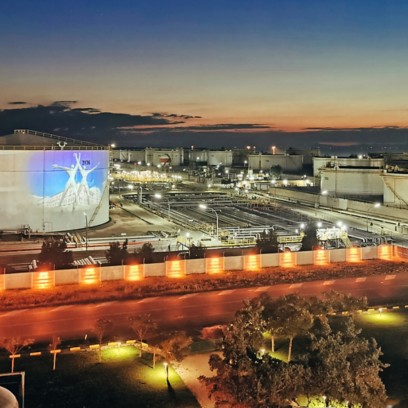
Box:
279, 251, 296, 267
347, 247, 362, 263
32, 271, 55, 289
166, 260, 186, 278
124, 264, 144, 281
206, 257, 224, 274
79, 267, 101, 285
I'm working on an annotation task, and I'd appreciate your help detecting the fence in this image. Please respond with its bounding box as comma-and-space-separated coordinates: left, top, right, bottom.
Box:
0, 244, 399, 291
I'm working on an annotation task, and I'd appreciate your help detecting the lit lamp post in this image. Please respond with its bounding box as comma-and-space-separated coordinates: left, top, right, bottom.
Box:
199, 204, 219, 240
164, 362, 169, 381
84, 212, 88, 255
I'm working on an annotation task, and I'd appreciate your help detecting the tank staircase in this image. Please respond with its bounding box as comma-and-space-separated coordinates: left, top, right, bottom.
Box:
383, 176, 408, 208
88, 180, 110, 227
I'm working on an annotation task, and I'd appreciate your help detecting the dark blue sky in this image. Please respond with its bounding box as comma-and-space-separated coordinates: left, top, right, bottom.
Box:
1, 1, 408, 149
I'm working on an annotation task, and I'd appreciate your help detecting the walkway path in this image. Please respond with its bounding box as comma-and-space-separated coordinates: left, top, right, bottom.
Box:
173, 352, 220, 408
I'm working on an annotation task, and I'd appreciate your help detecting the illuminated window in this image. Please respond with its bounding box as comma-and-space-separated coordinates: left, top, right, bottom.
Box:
346, 247, 362, 263
279, 251, 296, 267
124, 264, 144, 281
244, 254, 261, 271
313, 249, 330, 266
378, 244, 393, 261
79, 267, 101, 285
32, 270, 55, 289
166, 260, 186, 278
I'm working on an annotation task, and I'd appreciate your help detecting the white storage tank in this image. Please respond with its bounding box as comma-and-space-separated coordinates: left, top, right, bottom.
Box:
382, 172, 408, 207
320, 167, 384, 196
0, 130, 110, 232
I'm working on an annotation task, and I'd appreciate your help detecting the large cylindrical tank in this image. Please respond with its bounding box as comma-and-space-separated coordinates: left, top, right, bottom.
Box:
0, 387, 18, 408
0, 148, 109, 232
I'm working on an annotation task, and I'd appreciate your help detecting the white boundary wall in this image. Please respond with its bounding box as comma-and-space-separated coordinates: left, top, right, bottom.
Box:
0, 245, 399, 291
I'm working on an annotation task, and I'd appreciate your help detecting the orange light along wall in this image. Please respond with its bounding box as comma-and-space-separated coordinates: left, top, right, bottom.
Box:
205, 257, 224, 274
166, 259, 186, 278
31, 270, 55, 289
79, 267, 101, 285
346, 247, 362, 263
313, 249, 330, 266
279, 251, 297, 267
0, 274, 5, 291
124, 264, 145, 281
243, 254, 261, 271
378, 244, 393, 261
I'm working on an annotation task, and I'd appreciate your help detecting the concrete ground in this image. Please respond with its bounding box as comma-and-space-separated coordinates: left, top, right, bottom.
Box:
173, 352, 220, 408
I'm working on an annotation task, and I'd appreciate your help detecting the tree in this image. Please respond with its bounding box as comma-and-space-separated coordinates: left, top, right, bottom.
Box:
301, 224, 319, 251
0, 337, 34, 373
158, 331, 192, 363
106, 240, 128, 265
38, 237, 73, 268
273, 295, 313, 362
128, 313, 157, 356
134, 242, 155, 263
189, 243, 206, 259
258, 294, 281, 353
301, 315, 388, 407
256, 230, 279, 253
201, 293, 388, 408
94, 318, 113, 362
49, 335, 61, 371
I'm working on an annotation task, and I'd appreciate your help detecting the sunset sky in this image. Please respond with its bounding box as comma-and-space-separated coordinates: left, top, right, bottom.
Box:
1, 0, 408, 149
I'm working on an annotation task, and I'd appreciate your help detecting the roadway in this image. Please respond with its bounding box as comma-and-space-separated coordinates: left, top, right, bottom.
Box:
1, 271, 407, 342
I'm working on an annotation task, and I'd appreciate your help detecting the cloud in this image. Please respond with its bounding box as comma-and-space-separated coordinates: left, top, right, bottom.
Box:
123, 123, 272, 133
1, 103, 408, 153
51, 100, 78, 106
0, 103, 179, 143
8, 101, 26, 105
151, 112, 203, 120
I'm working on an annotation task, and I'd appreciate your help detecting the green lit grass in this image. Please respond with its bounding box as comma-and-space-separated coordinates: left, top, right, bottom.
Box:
356, 310, 408, 406
0, 346, 200, 408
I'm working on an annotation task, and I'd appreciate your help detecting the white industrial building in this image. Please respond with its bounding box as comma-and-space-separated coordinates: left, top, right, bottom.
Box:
111, 147, 184, 166
111, 148, 145, 164
187, 149, 233, 166
248, 154, 303, 172
315, 155, 408, 207
0, 129, 110, 232
320, 167, 384, 196
313, 156, 384, 177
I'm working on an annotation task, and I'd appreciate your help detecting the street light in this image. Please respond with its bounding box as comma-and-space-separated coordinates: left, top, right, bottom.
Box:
83, 212, 88, 255
199, 204, 219, 239
163, 362, 169, 381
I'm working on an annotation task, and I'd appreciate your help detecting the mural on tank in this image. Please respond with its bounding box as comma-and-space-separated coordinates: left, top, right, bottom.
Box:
0, 149, 109, 231
28, 150, 107, 210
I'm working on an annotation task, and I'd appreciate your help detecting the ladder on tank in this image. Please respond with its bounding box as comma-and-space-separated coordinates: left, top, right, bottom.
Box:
383, 176, 408, 208
88, 180, 109, 227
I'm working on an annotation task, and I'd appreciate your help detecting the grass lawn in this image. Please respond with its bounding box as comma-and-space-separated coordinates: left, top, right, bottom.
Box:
355, 309, 408, 407
0, 346, 200, 408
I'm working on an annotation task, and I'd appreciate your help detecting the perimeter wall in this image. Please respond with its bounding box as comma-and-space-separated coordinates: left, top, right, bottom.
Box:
0, 245, 399, 291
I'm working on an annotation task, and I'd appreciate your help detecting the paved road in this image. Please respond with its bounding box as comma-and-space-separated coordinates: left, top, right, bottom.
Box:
1, 271, 407, 341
